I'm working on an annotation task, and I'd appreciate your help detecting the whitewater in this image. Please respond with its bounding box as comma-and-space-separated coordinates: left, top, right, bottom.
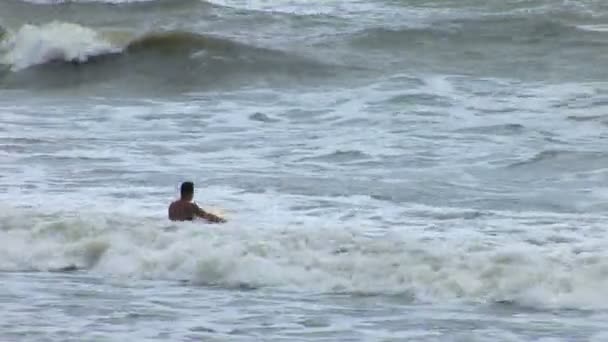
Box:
2, 0, 608, 341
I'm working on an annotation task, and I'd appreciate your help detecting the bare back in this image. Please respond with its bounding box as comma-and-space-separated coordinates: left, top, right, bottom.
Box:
168, 200, 197, 221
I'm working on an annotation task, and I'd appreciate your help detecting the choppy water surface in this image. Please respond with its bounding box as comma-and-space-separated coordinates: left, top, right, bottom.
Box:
2, 0, 608, 341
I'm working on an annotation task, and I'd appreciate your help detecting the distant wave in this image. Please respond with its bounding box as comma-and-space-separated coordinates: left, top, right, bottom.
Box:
0, 22, 314, 69
507, 150, 608, 172
11, 0, 209, 10
0, 22, 337, 91
577, 24, 608, 33
1, 12, 603, 91
349, 16, 604, 50
18, 0, 158, 4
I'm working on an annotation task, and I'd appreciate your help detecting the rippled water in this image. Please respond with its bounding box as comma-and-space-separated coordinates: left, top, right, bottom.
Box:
2, 0, 608, 341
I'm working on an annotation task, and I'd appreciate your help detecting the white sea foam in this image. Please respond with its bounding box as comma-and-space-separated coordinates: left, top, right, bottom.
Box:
577, 24, 608, 32
2, 206, 608, 311
0, 22, 120, 71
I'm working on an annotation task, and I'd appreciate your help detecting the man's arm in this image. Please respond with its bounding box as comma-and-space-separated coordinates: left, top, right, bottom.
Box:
193, 203, 226, 223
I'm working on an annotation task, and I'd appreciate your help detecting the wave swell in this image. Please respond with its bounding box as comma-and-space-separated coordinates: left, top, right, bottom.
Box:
351, 16, 605, 51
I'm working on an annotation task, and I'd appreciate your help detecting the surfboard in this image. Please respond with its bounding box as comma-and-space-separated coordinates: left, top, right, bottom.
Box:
206, 206, 227, 221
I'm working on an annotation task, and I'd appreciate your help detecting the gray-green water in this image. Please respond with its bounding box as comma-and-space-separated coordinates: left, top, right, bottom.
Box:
2, 0, 608, 341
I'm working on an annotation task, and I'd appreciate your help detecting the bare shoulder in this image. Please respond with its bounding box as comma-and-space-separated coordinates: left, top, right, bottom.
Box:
168, 200, 180, 211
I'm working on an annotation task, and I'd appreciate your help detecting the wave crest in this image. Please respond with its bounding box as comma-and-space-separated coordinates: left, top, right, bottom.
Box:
1, 21, 120, 71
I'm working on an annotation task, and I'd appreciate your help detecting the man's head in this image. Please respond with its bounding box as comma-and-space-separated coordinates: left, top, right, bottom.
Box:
180, 181, 194, 201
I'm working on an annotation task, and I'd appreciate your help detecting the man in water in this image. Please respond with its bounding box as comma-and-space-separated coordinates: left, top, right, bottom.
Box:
168, 181, 226, 223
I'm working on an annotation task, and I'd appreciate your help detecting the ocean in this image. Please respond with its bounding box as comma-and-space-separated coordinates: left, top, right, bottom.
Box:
2, 0, 608, 340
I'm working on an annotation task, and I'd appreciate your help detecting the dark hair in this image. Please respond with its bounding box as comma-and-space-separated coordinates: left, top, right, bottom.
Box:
180, 181, 194, 197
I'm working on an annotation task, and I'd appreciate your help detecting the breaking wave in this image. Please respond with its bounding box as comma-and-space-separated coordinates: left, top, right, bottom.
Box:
2, 208, 608, 311
0, 21, 337, 91
0, 22, 119, 71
